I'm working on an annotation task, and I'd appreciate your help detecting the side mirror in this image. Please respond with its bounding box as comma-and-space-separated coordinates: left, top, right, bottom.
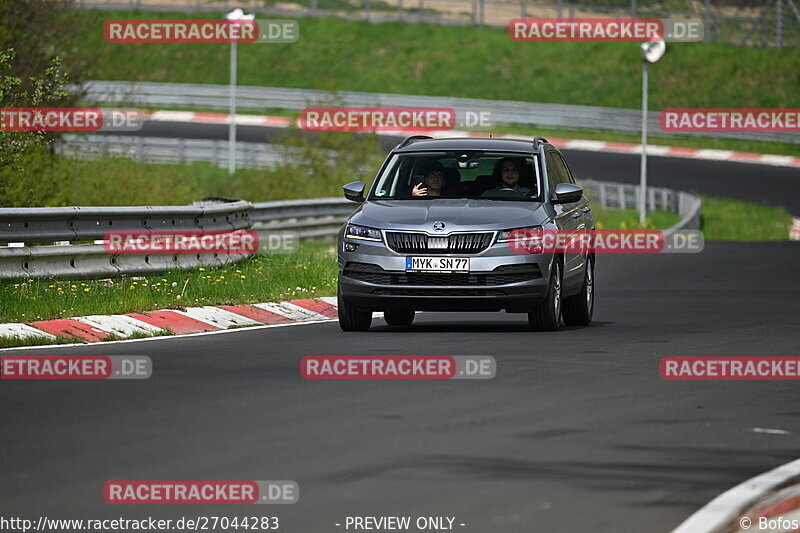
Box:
553, 183, 583, 204
343, 181, 366, 203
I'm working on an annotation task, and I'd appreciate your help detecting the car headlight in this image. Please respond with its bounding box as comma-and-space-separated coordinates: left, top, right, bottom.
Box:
497, 226, 543, 253
345, 224, 383, 242
497, 226, 542, 243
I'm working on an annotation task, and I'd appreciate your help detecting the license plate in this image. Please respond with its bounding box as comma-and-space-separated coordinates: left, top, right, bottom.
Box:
406, 256, 470, 272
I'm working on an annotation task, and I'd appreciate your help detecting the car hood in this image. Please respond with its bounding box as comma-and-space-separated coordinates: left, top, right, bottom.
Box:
349, 198, 551, 233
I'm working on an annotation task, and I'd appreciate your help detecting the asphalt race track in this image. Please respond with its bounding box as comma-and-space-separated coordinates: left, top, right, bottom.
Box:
4, 123, 796, 532
2, 242, 799, 532
108, 121, 800, 214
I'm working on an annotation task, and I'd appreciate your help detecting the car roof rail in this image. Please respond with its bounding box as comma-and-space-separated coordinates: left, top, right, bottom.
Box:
533, 136, 549, 147
395, 135, 433, 150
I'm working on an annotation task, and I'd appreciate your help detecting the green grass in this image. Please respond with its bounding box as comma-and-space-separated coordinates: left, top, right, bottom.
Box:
77, 10, 799, 110
2, 128, 384, 207
0, 242, 338, 324
699, 195, 793, 240
591, 206, 681, 229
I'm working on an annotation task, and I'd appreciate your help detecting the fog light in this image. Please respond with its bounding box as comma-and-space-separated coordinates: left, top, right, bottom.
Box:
344, 242, 359, 252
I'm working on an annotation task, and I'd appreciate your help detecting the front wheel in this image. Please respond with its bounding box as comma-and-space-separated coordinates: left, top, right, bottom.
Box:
338, 284, 372, 331
562, 256, 594, 326
528, 260, 562, 332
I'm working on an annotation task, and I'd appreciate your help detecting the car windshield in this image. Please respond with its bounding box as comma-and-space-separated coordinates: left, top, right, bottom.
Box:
370, 151, 542, 201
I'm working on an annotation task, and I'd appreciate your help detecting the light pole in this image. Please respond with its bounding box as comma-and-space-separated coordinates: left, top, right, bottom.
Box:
639, 36, 665, 227
224, 8, 255, 176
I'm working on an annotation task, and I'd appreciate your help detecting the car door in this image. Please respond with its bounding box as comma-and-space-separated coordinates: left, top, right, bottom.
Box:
546, 151, 586, 291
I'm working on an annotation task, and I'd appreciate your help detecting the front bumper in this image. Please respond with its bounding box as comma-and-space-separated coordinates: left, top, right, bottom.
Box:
338, 238, 553, 313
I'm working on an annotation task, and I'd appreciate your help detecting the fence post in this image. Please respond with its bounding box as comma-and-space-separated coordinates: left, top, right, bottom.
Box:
776, 0, 784, 48
556, 0, 562, 18
419, 0, 424, 22
618, 185, 625, 209
311, 0, 318, 13
704, 0, 711, 42
630, 0, 636, 17
365, 0, 371, 20
397, 0, 402, 19
136, 136, 143, 163
599, 183, 607, 209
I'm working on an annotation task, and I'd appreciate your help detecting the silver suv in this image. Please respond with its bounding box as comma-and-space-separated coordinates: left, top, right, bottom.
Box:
337, 136, 594, 332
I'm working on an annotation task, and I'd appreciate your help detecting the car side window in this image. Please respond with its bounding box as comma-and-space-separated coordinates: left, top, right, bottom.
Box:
555, 153, 576, 185
545, 152, 564, 197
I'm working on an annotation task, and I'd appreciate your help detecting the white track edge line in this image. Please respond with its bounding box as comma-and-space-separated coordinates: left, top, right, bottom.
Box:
672, 457, 800, 533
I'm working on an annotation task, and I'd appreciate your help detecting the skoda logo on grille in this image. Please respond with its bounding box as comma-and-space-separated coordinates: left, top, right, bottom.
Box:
432, 221, 446, 232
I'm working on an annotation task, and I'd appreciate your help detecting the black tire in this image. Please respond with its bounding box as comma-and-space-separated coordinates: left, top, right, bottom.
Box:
337, 284, 372, 332
384, 308, 415, 327
528, 259, 562, 332
562, 256, 594, 326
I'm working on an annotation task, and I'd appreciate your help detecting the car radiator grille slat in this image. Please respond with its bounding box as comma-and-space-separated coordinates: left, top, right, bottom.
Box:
386, 232, 493, 254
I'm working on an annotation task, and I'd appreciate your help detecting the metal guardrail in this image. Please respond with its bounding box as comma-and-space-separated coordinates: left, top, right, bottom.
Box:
0, 181, 700, 280
79, 81, 800, 144
58, 134, 283, 169
0, 201, 253, 243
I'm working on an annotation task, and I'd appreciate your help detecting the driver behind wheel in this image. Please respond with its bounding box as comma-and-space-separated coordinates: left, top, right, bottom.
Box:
482, 157, 531, 196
